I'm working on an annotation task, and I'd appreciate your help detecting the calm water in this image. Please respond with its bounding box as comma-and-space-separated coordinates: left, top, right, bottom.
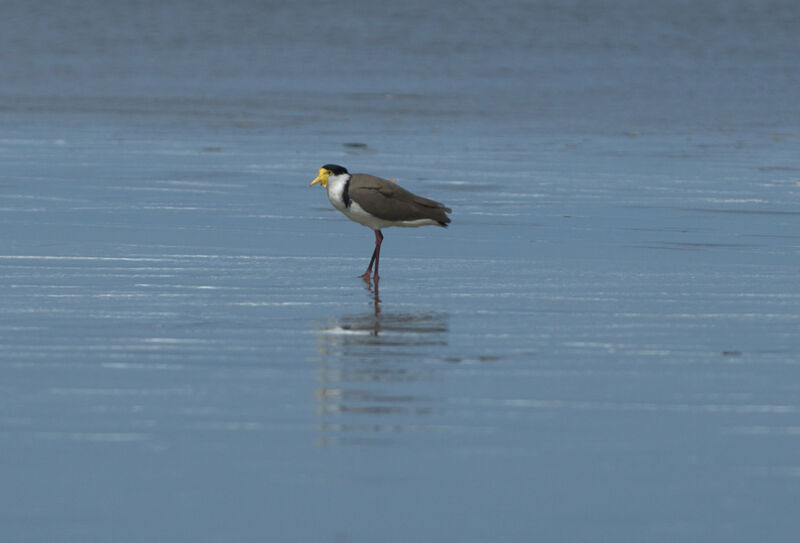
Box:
2, 1, 800, 541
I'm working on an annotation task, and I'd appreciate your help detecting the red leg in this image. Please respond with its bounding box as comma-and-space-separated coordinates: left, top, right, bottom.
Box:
373, 230, 383, 280
360, 230, 383, 281
360, 246, 378, 280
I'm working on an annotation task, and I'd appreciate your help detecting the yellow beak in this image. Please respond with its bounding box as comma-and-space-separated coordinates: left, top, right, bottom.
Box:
310, 168, 329, 188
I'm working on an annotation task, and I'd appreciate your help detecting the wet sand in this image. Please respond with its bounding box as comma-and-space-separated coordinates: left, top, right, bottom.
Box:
2, 1, 800, 541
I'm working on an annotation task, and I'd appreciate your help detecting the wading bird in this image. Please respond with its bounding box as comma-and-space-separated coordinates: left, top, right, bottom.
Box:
310, 164, 451, 281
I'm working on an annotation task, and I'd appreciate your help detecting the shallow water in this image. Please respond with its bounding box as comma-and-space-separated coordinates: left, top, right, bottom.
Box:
2, 1, 800, 542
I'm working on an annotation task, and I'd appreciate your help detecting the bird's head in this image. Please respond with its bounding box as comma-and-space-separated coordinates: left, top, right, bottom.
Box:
310, 164, 348, 188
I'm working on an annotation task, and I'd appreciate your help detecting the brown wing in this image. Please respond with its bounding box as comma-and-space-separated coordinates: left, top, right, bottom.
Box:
349, 174, 451, 225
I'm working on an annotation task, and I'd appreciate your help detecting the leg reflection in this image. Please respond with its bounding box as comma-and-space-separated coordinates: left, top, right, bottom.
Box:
313, 292, 450, 446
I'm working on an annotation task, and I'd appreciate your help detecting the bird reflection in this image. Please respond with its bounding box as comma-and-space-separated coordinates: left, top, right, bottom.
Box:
313, 286, 449, 446
366, 279, 382, 329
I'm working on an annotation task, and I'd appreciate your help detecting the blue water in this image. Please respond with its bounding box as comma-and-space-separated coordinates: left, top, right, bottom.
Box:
2, 1, 800, 541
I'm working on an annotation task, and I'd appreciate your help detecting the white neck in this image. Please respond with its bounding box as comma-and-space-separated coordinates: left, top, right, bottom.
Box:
326, 173, 350, 211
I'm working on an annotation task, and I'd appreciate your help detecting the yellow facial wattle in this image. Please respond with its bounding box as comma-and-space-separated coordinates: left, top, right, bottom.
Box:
310, 168, 330, 188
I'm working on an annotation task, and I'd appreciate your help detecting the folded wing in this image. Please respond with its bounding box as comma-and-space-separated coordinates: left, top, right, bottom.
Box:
349, 174, 451, 226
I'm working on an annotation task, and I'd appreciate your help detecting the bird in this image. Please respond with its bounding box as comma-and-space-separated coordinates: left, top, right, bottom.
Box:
310, 164, 451, 281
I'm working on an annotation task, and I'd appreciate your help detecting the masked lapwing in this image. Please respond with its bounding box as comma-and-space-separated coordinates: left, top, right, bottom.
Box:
310, 164, 451, 281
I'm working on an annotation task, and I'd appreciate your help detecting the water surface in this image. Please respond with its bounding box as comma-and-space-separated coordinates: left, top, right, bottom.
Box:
2, 1, 800, 542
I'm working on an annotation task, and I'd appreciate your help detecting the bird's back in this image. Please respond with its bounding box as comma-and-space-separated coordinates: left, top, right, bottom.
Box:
349, 174, 451, 226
